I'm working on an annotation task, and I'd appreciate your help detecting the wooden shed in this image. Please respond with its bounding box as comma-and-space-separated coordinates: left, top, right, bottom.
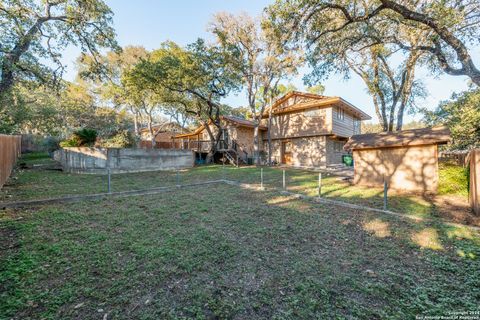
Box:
344, 126, 451, 193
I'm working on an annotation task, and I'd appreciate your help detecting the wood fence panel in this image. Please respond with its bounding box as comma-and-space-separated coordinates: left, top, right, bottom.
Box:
0, 134, 22, 189
470, 149, 480, 215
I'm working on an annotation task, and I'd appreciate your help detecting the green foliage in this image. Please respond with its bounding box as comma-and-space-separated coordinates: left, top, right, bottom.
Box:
74, 129, 98, 145
424, 89, 480, 150
438, 162, 469, 197
60, 128, 97, 147
0, 0, 117, 99
101, 130, 136, 148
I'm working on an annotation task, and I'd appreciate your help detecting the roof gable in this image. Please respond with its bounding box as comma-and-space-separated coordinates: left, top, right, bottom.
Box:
264, 91, 371, 120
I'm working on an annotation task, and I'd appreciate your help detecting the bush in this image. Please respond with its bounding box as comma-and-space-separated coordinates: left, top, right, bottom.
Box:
101, 130, 136, 148
74, 128, 97, 145
42, 136, 61, 153
59, 128, 98, 147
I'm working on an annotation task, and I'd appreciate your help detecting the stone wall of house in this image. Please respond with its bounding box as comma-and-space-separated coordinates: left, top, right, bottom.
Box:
53, 147, 194, 174
270, 136, 328, 168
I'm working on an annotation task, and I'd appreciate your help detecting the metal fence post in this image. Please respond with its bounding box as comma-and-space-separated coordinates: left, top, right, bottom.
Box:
107, 168, 111, 193
261, 167, 264, 189
223, 160, 225, 180
283, 169, 286, 190
318, 172, 322, 197
383, 179, 388, 211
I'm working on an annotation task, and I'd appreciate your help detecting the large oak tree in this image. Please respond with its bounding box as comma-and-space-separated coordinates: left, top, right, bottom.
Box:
0, 0, 117, 109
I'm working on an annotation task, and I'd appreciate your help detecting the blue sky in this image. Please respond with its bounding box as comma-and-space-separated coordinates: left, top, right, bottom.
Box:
61, 0, 475, 125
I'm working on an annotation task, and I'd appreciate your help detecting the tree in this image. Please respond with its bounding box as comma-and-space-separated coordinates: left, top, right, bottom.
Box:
424, 89, 480, 150
266, 0, 480, 86
210, 12, 302, 164
267, 0, 427, 131
79, 46, 149, 136
130, 40, 240, 159
0, 0, 117, 108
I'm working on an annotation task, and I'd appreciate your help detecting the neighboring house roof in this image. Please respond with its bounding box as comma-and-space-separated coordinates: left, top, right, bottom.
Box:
173, 116, 266, 139
264, 91, 371, 120
344, 126, 451, 151
222, 115, 267, 130
139, 122, 185, 134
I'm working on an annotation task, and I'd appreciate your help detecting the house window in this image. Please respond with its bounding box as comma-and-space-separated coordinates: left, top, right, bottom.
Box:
336, 107, 345, 121
334, 141, 344, 152
353, 119, 361, 134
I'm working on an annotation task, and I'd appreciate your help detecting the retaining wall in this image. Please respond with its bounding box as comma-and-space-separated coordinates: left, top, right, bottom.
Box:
53, 147, 194, 174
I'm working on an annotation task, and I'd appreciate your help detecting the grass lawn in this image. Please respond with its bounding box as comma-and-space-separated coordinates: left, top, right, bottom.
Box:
1, 153, 474, 226
1, 183, 479, 319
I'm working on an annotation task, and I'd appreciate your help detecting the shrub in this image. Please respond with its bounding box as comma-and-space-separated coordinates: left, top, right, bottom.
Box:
74, 128, 97, 146
59, 128, 98, 147
101, 130, 136, 148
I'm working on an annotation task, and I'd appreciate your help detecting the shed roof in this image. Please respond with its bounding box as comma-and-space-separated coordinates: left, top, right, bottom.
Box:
344, 126, 451, 151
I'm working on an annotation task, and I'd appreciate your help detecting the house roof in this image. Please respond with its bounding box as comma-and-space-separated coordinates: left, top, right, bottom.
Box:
139, 122, 185, 134
263, 91, 371, 120
172, 116, 266, 139
222, 115, 267, 130
344, 126, 451, 151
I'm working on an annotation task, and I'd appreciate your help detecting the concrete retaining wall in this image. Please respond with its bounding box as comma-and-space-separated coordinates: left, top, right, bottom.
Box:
53, 147, 194, 174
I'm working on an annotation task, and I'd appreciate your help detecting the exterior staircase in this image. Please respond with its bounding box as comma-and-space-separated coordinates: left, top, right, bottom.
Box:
218, 139, 248, 167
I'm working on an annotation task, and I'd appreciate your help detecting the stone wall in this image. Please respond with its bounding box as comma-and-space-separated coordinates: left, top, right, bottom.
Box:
54, 147, 194, 174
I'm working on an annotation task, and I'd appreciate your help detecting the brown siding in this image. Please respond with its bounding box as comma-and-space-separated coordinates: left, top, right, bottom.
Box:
270, 107, 330, 139
332, 106, 361, 137
0, 134, 22, 189
470, 149, 480, 215
353, 145, 439, 192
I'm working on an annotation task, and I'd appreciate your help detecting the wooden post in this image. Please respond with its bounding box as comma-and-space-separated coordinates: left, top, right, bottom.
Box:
318, 172, 322, 197
283, 169, 286, 190
470, 149, 480, 215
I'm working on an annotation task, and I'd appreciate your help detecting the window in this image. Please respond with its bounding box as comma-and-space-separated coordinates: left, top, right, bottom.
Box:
336, 107, 345, 121
334, 141, 344, 152
353, 120, 361, 134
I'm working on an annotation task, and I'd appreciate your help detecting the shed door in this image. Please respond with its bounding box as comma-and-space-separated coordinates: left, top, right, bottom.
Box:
281, 141, 293, 165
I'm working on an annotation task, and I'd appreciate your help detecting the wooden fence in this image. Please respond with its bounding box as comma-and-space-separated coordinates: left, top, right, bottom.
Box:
0, 134, 22, 189
439, 150, 469, 166
470, 149, 480, 215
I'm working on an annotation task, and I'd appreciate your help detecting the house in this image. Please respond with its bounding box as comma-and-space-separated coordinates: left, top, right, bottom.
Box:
344, 126, 451, 193
139, 122, 186, 149
172, 115, 267, 164
263, 91, 371, 167
172, 91, 371, 167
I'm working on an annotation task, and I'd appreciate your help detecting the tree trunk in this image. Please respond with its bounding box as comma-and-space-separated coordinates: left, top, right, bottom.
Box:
267, 108, 273, 166
147, 114, 155, 148
133, 111, 139, 136
253, 123, 260, 165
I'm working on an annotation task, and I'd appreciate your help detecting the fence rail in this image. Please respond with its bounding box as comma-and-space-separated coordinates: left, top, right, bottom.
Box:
0, 134, 21, 189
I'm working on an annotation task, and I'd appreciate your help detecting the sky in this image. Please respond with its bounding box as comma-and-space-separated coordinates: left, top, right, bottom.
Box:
61, 0, 475, 125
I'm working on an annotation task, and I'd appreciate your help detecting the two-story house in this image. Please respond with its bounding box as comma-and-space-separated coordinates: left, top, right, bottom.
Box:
263, 91, 371, 167
172, 91, 371, 167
